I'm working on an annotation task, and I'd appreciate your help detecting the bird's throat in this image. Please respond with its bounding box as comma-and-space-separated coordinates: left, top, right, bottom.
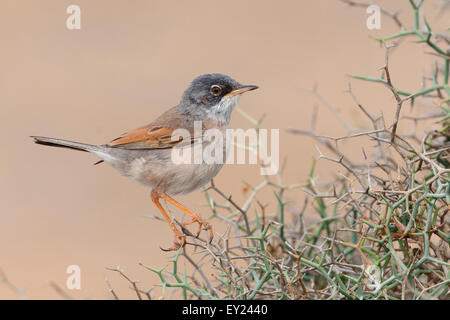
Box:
207, 95, 240, 124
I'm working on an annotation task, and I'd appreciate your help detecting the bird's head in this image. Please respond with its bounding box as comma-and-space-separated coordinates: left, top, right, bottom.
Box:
180, 73, 258, 122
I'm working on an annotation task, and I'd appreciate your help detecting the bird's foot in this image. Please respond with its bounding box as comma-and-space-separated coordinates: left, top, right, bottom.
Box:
160, 233, 186, 252
183, 218, 213, 243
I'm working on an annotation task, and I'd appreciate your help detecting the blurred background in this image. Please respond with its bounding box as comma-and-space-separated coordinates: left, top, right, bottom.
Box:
0, 0, 448, 299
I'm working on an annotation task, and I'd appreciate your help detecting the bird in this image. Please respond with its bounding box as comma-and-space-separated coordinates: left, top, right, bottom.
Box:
31, 73, 258, 251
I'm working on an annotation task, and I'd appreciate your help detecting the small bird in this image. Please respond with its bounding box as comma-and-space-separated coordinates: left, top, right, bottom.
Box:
32, 74, 258, 251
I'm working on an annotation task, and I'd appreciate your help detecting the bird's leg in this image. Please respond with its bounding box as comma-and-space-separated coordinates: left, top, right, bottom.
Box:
150, 191, 186, 251
160, 193, 213, 243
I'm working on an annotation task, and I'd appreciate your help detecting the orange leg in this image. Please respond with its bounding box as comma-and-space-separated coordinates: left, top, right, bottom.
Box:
160, 193, 214, 243
151, 191, 186, 251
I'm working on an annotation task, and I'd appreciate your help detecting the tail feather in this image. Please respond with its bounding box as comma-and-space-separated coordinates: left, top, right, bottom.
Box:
31, 136, 99, 153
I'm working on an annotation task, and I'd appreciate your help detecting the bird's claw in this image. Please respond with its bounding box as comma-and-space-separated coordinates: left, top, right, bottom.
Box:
160, 234, 186, 252
183, 218, 214, 243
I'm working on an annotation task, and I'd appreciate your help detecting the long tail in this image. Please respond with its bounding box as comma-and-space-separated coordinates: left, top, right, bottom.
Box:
31, 136, 100, 153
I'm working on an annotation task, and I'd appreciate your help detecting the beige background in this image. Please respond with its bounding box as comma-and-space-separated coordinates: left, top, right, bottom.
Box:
0, 0, 448, 299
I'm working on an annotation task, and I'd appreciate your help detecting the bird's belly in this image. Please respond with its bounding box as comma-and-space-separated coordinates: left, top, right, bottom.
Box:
110, 145, 225, 195
133, 160, 223, 195
162, 162, 224, 195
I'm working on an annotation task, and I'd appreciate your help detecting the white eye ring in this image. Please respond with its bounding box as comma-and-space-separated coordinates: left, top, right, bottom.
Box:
210, 85, 222, 96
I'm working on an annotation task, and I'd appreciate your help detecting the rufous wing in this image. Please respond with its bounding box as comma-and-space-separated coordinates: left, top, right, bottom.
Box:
106, 108, 197, 150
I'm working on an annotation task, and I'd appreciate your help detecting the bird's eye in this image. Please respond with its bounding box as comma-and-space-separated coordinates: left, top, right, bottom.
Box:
210, 85, 222, 96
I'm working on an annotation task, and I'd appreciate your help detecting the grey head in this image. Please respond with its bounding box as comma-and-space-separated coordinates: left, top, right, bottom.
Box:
177, 74, 258, 123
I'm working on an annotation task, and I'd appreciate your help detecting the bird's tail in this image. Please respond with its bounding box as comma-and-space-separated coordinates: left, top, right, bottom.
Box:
31, 136, 100, 153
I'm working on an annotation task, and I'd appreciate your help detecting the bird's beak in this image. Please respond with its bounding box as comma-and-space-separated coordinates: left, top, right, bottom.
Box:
226, 85, 259, 97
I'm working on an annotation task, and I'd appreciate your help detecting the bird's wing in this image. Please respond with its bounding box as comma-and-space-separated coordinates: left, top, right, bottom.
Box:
106, 108, 198, 150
